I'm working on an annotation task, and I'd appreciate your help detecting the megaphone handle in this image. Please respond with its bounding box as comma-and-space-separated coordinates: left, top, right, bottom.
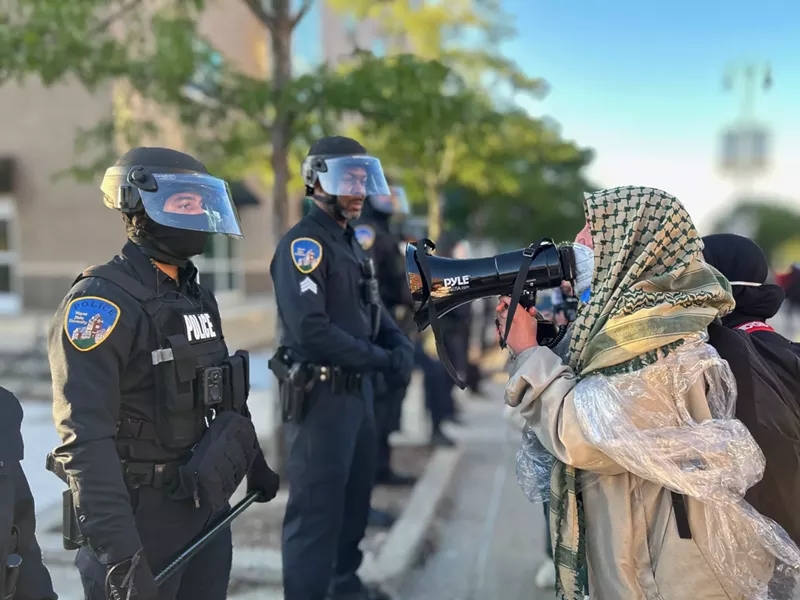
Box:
502, 238, 551, 349
415, 239, 467, 390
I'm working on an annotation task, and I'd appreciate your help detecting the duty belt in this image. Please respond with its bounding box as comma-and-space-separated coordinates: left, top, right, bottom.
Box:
117, 417, 158, 440
46, 452, 182, 490
121, 460, 181, 490
309, 365, 362, 394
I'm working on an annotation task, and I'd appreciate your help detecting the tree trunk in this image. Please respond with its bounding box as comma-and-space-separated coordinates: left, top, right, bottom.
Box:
270, 0, 295, 239
425, 172, 442, 241
265, 0, 295, 476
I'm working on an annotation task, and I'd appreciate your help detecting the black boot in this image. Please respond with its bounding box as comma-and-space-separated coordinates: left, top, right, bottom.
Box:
375, 470, 417, 486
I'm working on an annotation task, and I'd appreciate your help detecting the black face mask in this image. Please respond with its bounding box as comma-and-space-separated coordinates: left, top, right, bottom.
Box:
128, 215, 210, 266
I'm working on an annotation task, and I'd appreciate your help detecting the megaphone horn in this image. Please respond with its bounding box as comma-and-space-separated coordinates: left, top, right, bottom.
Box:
405, 238, 576, 388
405, 239, 576, 329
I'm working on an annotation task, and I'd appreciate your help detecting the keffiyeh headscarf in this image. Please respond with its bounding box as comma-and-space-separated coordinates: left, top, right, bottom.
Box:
549, 186, 734, 599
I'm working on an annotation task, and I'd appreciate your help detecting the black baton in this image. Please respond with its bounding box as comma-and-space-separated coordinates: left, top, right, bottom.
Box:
154, 491, 260, 586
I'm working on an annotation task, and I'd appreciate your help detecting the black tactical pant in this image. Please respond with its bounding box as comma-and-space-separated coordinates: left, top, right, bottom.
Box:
413, 341, 452, 430
373, 374, 407, 478
77, 486, 232, 600
282, 379, 377, 600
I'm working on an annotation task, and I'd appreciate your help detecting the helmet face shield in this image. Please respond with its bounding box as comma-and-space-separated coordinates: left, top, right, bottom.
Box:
369, 185, 411, 215
138, 173, 243, 237
311, 156, 390, 197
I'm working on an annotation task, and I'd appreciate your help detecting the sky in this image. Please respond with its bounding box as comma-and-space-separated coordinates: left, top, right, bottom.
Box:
500, 0, 800, 231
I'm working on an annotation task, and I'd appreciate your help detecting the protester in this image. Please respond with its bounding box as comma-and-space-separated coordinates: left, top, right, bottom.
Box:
703, 233, 800, 356
500, 186, 800, 599
702, 233, 800, 548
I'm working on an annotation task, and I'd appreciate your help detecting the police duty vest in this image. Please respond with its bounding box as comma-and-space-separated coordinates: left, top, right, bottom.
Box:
75, 265, 250, 454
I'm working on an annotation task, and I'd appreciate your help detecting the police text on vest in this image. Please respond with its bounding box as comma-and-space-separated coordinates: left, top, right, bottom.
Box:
183, 313, 218, 342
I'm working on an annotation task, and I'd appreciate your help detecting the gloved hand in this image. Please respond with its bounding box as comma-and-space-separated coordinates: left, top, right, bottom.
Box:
105, 549, 158, 600
246, 450, 280, 503
385, 345, 414, 387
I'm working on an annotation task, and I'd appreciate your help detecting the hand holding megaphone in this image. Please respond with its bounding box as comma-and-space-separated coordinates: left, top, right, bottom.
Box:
496, 296, 540, 355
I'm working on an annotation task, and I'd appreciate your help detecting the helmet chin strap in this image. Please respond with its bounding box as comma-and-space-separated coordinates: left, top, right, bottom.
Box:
312, 193, 351, 222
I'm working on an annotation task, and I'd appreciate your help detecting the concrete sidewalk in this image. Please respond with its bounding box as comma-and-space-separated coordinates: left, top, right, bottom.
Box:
397, 386, 555, 600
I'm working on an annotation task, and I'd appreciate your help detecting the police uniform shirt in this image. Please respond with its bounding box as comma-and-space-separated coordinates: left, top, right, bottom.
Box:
353, 217, 412, 313
48, 241, 224, 565
270, 203, 407, 369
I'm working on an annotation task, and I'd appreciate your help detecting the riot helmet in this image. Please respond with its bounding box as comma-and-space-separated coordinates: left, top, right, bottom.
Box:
100, 147, 243, 266
301, 136, 390, 221
365, 183, 411, 217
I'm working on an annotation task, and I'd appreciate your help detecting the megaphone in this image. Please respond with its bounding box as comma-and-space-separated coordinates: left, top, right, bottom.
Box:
405, 237, 578, 387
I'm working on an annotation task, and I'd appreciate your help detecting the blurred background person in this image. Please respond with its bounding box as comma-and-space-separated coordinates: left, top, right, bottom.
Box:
354, 181, 419, 487
552, 280, 579, 327
775, 263, 800, 339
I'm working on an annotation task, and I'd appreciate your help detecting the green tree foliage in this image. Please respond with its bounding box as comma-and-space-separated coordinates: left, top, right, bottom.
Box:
325, 0, 544, 98
0, 0, 334, 234
1, 0, 594, 245
332, 52, 593, 240
325, 0, 592, 241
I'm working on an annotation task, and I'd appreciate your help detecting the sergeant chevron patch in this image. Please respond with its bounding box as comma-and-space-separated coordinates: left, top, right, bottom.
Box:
299, 276, 318, 295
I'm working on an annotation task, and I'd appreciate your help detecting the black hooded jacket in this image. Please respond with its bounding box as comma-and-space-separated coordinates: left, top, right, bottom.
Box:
703, 234, 800, 354
702, 234, 800, 544
704, 234, 800, 399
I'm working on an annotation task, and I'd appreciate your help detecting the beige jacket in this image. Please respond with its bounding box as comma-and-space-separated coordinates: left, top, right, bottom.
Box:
506, 345, 773, 600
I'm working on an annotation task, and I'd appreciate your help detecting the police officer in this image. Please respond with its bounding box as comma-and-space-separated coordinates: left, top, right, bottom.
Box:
270, 136, 414, 600
47, 147, 279, 600
0, 387, 57, 600
353, 183, 417, 486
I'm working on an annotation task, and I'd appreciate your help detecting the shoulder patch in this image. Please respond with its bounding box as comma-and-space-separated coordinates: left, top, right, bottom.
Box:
64, 296, 121, 352
291, 237, 323, 274
354, 224, 376, 251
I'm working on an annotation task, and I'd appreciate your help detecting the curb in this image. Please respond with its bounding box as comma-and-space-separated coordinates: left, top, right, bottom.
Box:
363, 445, 463, 584
227, 444, 464, 587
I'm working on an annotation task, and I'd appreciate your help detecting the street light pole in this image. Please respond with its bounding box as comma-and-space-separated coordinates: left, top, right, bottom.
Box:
724, 62, 772, 123
719, 61, 773, 199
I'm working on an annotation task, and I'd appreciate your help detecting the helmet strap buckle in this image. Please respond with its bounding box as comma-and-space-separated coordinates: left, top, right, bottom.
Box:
117, 185, 143, 215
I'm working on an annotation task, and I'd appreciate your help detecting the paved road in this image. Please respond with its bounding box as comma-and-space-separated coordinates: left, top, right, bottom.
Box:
398, 392, 555, 600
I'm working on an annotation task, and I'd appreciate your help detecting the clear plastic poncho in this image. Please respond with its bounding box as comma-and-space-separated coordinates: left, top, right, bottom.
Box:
516, 335, 800, 599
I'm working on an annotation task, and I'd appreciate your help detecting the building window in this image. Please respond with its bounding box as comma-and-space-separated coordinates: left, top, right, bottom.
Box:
194, 234, 244, 303
0, 198, 20, 314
